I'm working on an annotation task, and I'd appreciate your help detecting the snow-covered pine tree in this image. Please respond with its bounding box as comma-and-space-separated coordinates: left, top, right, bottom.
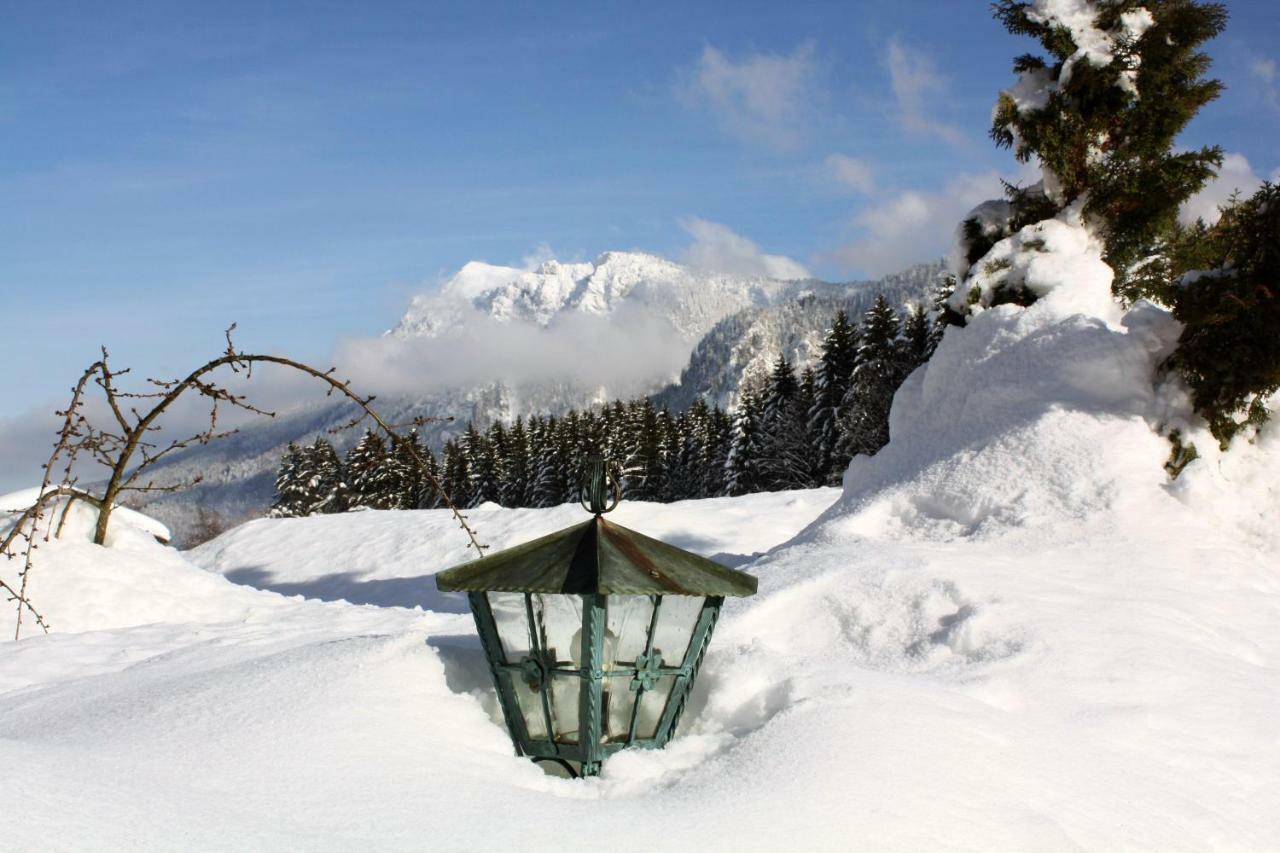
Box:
531, 416, 569, 508
625, 400, 664, 501
666, 405, 703, 500
269, 442, 308, 517
307, 437, 348, 515
392, 428, 439, 509
988, 0, 1227, 301
560, 410, 589, 505
500, 417, 533, 508
464, 425, 501, 506
441, 439, 474, 509
344, 430, 394, 509
603, 400, 629, 466
702, 404, 733, 497
837, 296, 908, 460
758, 356, 815, 491
725, 389, 765, 496
808, 309, 861, 484
900, 303, 935, 368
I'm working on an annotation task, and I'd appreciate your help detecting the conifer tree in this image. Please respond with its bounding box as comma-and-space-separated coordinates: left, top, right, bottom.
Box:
345, 430, 393, 509
1172, 182, 1280, 446
667, 405, 704, 500
442, 439, 474, 509
808, 310, 861, 484
838, 296, 908, 460
500, 417, 533, 507
393, 428, 438, 509
270, 441, 308, 517
626, 400, 665, 501
464, 424, 501, 506
725, 390, 765, 496
307, 437, 348, 514
704, 404, 733, 497
531, 416, 569, 508
900, 303, 935, 368
989, 0, 1228, 300
759, 356, 815, 491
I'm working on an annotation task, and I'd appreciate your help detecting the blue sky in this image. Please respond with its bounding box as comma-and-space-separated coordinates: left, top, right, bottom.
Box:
2, 0, 1277, 420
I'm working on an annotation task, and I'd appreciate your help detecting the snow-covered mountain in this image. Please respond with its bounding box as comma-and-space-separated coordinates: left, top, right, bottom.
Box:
130, 253, 938, 544
391, 251, 805, 342
656, 261, 944, 411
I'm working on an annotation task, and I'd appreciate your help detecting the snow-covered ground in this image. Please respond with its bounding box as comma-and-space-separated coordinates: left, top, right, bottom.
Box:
3, 213, 1278, 850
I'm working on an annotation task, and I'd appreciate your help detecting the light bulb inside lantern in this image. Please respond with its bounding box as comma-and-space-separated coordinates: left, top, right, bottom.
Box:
569, 626, 618, 671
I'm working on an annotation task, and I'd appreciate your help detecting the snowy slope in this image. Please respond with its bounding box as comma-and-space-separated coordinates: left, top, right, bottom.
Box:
188, 489, 841, 611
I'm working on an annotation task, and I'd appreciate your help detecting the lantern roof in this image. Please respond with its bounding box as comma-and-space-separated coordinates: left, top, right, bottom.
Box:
435, 515, 758, 597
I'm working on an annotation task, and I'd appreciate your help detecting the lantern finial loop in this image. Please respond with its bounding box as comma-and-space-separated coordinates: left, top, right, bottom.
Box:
580, 456, 621, 515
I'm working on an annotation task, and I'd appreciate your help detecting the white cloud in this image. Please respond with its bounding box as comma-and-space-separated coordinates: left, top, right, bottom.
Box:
825, 154, 876, 195
335, 307, 690, 402
886, 38, 964, 145
683, 42, 817, 150
1249, 55, 1280, 112
680, 218, 810, 280
822, 171, 1008, 277
519, 242, 557, 271
1179, 152, 1266, 226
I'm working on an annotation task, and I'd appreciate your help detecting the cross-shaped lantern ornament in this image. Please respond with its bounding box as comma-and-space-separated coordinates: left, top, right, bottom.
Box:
436, 457, 758, 777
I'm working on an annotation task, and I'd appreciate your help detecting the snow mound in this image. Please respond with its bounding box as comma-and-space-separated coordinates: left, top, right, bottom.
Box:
2, 495, 290, 635
189, 489, 842, 610
0, 487, 172, 543
822, 294, 1178, 541
818, 204, 1279, 550
950, 200, 1118, 320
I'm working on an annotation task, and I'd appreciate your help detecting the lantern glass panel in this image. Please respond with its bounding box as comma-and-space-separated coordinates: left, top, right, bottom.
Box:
651, 595, 705, 665
634, 674, 678, 739
488, 592, 532, 661
512, 678, 549, 739
534, 594, 583, 666
605, 595, 655, 667
549, 673, 581, 743
602, 679, 637, 743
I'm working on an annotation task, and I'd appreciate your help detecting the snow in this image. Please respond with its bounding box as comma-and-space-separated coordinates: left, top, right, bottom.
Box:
0, 486, 172, 543
392, 250, 803, 344
949, 199, 1118, 321
3, 227, 1279, 849
1004, 2, 1154, 112
188, 489, 841, 611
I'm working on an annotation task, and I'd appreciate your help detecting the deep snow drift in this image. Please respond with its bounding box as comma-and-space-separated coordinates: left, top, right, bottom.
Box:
2, 216, 1278, 849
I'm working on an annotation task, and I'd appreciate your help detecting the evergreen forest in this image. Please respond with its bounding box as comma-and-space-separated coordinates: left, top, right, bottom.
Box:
270, 295, 941, 516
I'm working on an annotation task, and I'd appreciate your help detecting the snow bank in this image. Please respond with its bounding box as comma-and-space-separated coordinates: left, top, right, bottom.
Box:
1, 494, 290, 635
0, 486, 172, 542
189, 489, 841, 611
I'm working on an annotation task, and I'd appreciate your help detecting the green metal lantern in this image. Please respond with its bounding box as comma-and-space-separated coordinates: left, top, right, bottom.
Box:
436, 458, 757, 778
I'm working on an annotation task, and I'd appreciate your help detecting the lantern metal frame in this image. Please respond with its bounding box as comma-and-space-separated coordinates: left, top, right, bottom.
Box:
436, 458, 757, 778
468, 589, 723, 777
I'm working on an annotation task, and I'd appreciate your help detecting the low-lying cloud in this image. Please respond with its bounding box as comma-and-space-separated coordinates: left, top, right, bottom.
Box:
680, 218, 810, 280
822, 170, 1009, 277
335, 301, 690, 402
